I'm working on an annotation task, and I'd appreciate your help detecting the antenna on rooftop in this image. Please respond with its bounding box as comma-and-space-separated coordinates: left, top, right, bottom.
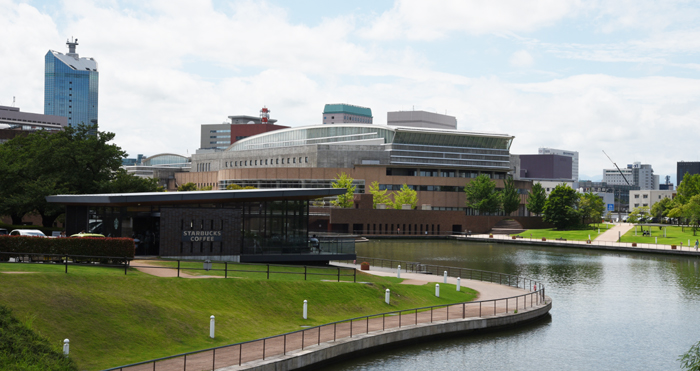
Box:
12, 96, 15, 107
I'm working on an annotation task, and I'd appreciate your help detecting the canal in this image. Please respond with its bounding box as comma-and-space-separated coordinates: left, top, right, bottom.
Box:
322, 239, 700, 370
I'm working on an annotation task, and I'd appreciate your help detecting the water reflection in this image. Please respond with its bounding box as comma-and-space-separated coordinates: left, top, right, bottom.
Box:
322, 239, 700, 371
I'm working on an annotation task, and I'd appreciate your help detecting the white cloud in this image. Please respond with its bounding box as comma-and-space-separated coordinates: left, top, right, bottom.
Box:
509, 50, 534, 67
361, 0, 580, 40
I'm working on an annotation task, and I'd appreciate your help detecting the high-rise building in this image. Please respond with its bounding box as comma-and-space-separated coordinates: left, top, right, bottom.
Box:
538, 148, 579, 181
677, 161, 700, 186
44, 38, 98, 128
322, 104, 373, 124
603, 162, 658, 190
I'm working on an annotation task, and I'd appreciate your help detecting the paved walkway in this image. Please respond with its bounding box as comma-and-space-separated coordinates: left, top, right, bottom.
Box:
594, 223, 634, 242
118, 260, 546, 371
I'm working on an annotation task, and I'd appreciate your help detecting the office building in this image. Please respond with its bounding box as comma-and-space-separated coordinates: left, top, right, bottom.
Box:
538, 148, 578, 181
677, 161, 700, 186
512, 154, 573, 181
603, 162, 658, 190
322, 104, 373, 125
44, 38, 98, 128
200, 107, 288, 151
387, 110, 456, 130
0, 105, 66, 143
629, 190, 675, 211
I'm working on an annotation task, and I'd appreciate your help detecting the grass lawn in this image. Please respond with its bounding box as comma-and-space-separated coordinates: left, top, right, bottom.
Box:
0, 262, 476, 370
517, 223, 610, 241
621, 225, 700, 246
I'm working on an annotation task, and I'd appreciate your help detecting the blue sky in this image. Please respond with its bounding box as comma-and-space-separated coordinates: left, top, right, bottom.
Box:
3, 0, 700, 181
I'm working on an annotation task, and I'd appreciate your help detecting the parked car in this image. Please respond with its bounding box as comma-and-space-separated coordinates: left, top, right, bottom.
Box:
70, 233, 105, 238
0, 228, 8, 236
9, 229, 46, 237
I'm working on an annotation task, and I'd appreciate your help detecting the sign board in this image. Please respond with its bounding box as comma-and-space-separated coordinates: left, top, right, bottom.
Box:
182, 230, 222, 242
607, 204, 614, 211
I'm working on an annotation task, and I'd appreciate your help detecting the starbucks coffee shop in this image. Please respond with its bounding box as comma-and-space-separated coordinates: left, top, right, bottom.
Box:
46, 189, 355, 264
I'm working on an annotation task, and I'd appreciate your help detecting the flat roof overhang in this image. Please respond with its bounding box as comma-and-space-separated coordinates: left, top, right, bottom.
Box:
46, 188, 346, 207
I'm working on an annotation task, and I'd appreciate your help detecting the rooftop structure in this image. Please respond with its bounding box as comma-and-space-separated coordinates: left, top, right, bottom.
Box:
0, 105, 67, 144
512, 154, 573, 182
387, 110, 457, 130
44, 38, 98, 128
322, 104, 373, 124
200, 107, 288, 150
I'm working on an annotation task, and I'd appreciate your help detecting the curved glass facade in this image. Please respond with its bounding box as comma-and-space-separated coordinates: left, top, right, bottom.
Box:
143, 154, 189, 166
228, 125, 512, 152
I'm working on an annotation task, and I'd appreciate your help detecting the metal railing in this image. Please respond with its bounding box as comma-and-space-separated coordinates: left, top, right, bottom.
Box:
0, 254, 357, 282
103, 262, 547, 371
137, 260, 357, 282
0, 252, 130, 274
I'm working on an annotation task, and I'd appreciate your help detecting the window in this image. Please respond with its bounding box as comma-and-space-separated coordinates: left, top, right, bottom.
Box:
265, 159, 268, 165
634, 203, 639, 207
643, 194, 648, 198
305, 157, 308, 163
276, 159, 279, 164
235, 161, 238, 166
634, 194, 639, 198
643, 203, 648, 207
293, 158, 296, 163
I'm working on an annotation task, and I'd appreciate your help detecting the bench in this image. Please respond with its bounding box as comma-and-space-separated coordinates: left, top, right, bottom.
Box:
555, 238, 567, 241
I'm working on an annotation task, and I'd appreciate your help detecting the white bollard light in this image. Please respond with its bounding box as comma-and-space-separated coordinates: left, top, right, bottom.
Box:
210, 315, 215, 339
435, 284, 440, 297
385, 289, 390, 304
655, 237, 658, 244
443, 271, 447, 284
397, 265, 401, 279
598, 228, 600, 234
63, 339, 69, 356
457, 277, 461, 291
303, 300, 308, 319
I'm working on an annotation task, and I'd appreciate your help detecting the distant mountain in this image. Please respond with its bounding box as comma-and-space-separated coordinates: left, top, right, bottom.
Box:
580, 174, 602, 182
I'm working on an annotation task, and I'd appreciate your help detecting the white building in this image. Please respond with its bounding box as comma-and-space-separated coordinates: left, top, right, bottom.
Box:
539, 148, 579, 181
628, 190, 675, 211
603, 162, 658, 190
387, 110, 457, 130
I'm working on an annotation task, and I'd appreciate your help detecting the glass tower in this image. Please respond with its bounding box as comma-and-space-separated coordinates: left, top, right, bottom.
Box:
44, 38, 98, 128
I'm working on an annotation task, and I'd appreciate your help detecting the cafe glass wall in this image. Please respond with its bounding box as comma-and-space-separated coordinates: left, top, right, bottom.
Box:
241, 200, 309, 255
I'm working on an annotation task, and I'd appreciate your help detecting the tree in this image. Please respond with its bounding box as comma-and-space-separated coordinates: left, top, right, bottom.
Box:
226, 184, 256, 190
0, 124, 126, 227
177, 182, 198, 191
368, 181, 392, 209
542, 184, 580, 230
464, 174, 500, 215
651, 197, 673, 220
102, 169, 163, 193
393, 184, 417, 209
526, 183, 547, 216
676, 173, 700, 204
500, 176, 520, 215
679, 340, 700, 371
578, 192, 605, 224
627, 206, 650, 224
679, 194, 700, 235
331, 172, 355, 208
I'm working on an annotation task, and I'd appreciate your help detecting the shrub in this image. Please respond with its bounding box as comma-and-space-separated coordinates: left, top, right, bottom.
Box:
0, 237, 135, 258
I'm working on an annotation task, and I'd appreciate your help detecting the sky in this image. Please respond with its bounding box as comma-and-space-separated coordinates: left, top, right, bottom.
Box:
3, 0, 700, 182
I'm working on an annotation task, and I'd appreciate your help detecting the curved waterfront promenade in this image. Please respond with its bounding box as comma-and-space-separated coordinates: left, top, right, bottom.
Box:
111, 263, 551, 371
214, 264, 551, 371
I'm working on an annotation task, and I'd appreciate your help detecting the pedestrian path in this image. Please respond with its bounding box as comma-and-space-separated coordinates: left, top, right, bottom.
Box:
595, 223, 634, 242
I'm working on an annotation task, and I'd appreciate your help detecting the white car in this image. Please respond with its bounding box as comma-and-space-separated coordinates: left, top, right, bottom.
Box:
9, 229, 46, 237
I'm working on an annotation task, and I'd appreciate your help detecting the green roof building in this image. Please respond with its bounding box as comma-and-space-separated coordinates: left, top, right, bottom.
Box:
322, 103, 373, 124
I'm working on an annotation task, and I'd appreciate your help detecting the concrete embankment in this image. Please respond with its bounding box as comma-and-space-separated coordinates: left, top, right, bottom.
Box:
458, 235, 700, 257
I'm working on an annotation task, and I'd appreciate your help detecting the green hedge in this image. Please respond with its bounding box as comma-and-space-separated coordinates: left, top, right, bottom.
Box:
0, 237, 135, 258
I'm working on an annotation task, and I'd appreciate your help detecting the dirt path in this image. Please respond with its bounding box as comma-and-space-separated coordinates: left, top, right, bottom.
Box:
131, 260, 223, 279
